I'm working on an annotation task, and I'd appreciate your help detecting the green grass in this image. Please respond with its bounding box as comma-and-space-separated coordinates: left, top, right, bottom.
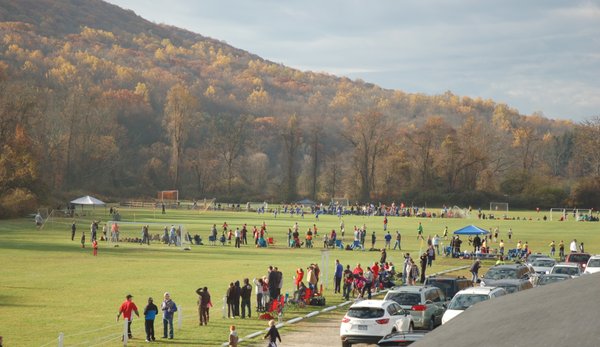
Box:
0, 208, 598, 346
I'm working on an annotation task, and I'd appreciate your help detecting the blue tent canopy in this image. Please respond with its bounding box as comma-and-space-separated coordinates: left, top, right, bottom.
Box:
453, 225, 490, 235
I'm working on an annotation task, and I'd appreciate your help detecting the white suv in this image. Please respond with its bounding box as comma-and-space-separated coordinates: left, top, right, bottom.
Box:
584, 255, 600, 274
442, 286, 506, 324
340, 300, 413, 347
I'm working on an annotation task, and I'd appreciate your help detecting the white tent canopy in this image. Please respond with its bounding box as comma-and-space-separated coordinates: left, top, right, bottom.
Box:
70, 195, 105, 206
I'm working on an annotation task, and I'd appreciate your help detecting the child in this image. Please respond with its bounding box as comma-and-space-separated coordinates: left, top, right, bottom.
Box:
92, 239, 98, 256
81, 232, 86, 248
228, 325, 238, 347
264, 320, 281, 347
144, 297, 158, 342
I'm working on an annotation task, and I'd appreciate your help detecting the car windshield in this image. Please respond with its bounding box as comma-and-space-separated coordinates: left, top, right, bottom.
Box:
568, 254, 590, 263
347, 307, 384, 319
532, 259, 555, 267
484, 268, 518, 280
588, 259, 600, 267
385, 292, 421, 306
538, 276, 568, 285
448, 294, 489, 310
552, 266, 578, 276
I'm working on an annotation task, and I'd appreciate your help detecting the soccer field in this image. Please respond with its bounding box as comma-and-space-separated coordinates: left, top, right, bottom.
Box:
0, 207, 597, 346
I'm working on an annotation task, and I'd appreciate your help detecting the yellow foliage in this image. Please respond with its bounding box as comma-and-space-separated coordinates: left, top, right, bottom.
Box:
134, 82, 149, 102
247, 88, 269, 106
80, 26, 116, 42
204, 85, 216, 98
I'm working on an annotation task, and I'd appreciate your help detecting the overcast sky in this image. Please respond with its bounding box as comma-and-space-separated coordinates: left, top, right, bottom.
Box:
107, 0, 600, 121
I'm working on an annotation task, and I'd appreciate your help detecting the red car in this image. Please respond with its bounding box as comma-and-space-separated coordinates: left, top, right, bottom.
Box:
565, 253, 591, 270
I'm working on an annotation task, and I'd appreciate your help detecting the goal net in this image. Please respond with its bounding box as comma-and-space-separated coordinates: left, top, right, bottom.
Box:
105, 221, 193, 249
331, 197, 349, 207
448, 206, 469, 218
549, 208, 592, 221
489, 202, 509, 213
158, 190, 179, 203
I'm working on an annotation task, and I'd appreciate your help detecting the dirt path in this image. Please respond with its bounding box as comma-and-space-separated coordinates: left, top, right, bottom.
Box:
245, 310, 369, 347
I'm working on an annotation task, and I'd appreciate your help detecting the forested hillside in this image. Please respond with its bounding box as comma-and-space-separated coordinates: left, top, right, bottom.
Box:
0, 0, 598, 216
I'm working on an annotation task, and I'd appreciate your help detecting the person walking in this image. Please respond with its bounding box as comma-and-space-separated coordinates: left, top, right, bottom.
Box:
81, 232, 86, 248
161, 292, 177, 339
417, 222, 424, 240
334, 260, 343, 294
384, 231, 392, 249
240, 279, 252, 319
549, 240, 556, 257
196, 287, 211, 326
433, 234, 440, 255
419, 253, 428, 283
559, 240, 565, 259
371, 231, 377, 249
361, 267, 374, 299
143, 297, 158, 342
71, 222, 76, 241
263, 320, 281, 347
470, 258, 481, 283
393, 231, 402, 250
117, 294, 140, 340
342, 265, 353, 300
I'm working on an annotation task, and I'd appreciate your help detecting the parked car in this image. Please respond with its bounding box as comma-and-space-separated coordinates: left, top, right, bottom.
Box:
383, 286, 447, 330
492, 279, 533, 294
340, 300, 414, 347
479, 263, 536, 287
526, 253, 549, 265
377, 331, 428, 346
536, 273, 571, 286
530, 257, 557, 275
565, 252, 591, 270
423, 276, 473, 300
584, 255, 600, 274
441, 287, 506, 324
550, 263, 582, 278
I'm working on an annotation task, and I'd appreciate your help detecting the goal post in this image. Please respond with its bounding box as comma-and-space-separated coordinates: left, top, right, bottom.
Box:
158, 190, 179, 203
489, 202, 509, 213
549, 208, 593, 221
331, 197, 349, 207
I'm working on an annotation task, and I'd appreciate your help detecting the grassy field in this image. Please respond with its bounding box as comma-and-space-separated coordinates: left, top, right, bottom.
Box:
0, 207, 598, 346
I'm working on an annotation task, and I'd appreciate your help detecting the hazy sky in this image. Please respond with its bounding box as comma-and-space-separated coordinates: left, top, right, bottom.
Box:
107, 0, 600, 121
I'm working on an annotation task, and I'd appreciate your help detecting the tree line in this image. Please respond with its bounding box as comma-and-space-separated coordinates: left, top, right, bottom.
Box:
0, 4, 599, 217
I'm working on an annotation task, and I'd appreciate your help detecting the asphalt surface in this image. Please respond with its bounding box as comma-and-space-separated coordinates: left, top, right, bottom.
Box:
412, 272, 600, 347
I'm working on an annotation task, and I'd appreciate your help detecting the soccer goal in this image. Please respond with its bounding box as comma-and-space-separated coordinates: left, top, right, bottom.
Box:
331, 197, 349, 207
489, 202, 509, 213
448, 206, 470, 218
105, 221, 192, 250
158, 190, 179, 203
549, 208, 592, 221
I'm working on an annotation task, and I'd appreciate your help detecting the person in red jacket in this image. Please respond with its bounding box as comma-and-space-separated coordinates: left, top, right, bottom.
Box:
117, 294, 140, 339
92, 239, 98, 256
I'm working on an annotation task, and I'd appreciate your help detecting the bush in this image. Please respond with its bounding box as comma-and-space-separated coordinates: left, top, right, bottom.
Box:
0, 188, 38, 218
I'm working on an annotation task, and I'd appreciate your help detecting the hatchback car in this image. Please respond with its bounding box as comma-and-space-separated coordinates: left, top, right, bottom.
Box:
565, 252, 591, 270
535, 273, 571, 286
584, 255, 600, 274
550, 263, 582, 278
492, 279, 533, 294
479, 263, 535, 287
441, 286, 506, 324
423, 276, 473, 300
340, 300, 414, 347
530, 258, 557, 275
383, 286, 447, 330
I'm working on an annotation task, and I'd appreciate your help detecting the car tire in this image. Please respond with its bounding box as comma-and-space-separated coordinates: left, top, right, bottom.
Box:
428, 316, 435, 330
342, 341, 352, 347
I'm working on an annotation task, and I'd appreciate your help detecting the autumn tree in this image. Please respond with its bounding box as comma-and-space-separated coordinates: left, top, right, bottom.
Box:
343, 110, 391, 202
281, 114, 302, 201
163, 83, 198, 189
